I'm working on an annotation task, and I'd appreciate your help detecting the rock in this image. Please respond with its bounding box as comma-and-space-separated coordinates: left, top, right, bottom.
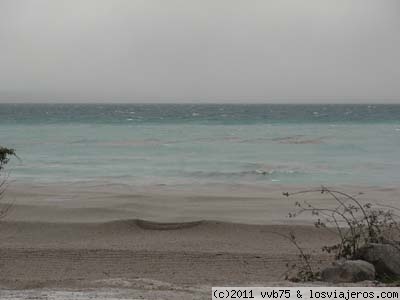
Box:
360, 243, 400, 277
321, 260, 375, 283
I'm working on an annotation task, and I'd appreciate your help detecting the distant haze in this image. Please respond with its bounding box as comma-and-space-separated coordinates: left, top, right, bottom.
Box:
0, 0, 399, 103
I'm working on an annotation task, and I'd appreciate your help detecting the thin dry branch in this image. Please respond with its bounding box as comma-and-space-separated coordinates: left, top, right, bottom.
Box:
284, 186, 400, 259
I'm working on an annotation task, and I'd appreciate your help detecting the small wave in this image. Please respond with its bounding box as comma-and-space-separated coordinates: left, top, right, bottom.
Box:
192, 135, 327, 145
69, 138, 99, 144
98, 139, 170, 146
272, 135, 304, 142
184, 169, 303, 179
193, 137, 272, 144
272, 135, 329, 144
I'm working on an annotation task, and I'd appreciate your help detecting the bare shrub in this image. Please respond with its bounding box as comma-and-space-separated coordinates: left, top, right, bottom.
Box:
0, 146, 17, 219
284, 186, 400, 259
270, 231, 320, 282
279, 186, 400, 281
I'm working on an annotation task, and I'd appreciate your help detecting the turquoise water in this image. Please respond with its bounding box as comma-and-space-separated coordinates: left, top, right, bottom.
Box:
1, 104, 399, 186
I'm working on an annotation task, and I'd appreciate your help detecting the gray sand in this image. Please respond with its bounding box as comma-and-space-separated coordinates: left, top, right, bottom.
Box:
0, 183, 398, 299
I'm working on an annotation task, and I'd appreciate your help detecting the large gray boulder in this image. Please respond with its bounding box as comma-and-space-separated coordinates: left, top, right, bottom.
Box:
360, 243, 400, 277
321, 260, 375, 283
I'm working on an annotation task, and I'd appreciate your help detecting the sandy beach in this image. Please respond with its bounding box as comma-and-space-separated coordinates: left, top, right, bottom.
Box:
1, 183, 398, 298
2, 104, 399, 298
1, 0, 399, 297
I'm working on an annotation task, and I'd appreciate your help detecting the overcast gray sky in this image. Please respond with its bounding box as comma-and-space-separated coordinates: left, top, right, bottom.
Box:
0, 0, 399, 103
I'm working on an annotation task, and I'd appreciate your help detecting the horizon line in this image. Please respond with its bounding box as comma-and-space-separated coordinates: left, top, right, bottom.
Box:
0, 101, 399, 105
